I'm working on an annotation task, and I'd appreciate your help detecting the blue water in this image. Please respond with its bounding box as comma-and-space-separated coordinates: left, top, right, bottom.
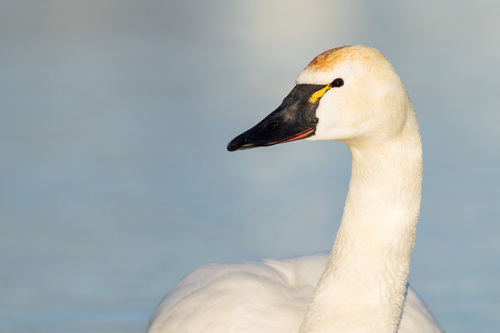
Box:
1, 1, 499, 332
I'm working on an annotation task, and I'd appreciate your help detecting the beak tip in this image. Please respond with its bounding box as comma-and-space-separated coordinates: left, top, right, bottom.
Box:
227, 134, 244, 152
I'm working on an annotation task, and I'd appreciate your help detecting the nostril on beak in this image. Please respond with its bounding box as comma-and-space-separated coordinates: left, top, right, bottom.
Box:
265, 121, 279, 129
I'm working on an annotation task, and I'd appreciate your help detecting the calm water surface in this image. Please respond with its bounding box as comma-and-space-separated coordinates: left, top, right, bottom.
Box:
1, 1, 499, 332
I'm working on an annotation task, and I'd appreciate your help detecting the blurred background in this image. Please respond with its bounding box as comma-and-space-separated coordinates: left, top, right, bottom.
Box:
1, 0, 499, 332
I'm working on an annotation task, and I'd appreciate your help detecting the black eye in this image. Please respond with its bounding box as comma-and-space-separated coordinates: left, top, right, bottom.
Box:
330, 78, 344, 88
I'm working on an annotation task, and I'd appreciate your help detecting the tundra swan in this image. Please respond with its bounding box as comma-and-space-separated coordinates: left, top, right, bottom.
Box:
146, 45, 445, 333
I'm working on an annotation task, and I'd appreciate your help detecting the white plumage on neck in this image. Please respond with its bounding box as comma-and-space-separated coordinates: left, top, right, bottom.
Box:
300, 109, 423, 333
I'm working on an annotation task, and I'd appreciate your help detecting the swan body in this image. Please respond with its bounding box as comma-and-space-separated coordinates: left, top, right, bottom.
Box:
147, 253, 441, 333
147, 45, 445, 333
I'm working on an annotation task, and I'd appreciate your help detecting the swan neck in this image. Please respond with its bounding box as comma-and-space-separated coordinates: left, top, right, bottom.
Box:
300, 113, 423, 333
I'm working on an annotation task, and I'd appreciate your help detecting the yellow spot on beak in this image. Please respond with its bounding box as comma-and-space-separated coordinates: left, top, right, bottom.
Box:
308, 84, 331, 104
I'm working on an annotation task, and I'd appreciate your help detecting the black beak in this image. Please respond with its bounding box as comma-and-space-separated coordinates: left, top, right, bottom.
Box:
227, 83, 327, 152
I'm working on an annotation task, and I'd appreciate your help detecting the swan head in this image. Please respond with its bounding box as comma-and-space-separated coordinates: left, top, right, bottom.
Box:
227, 45, 412, 151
